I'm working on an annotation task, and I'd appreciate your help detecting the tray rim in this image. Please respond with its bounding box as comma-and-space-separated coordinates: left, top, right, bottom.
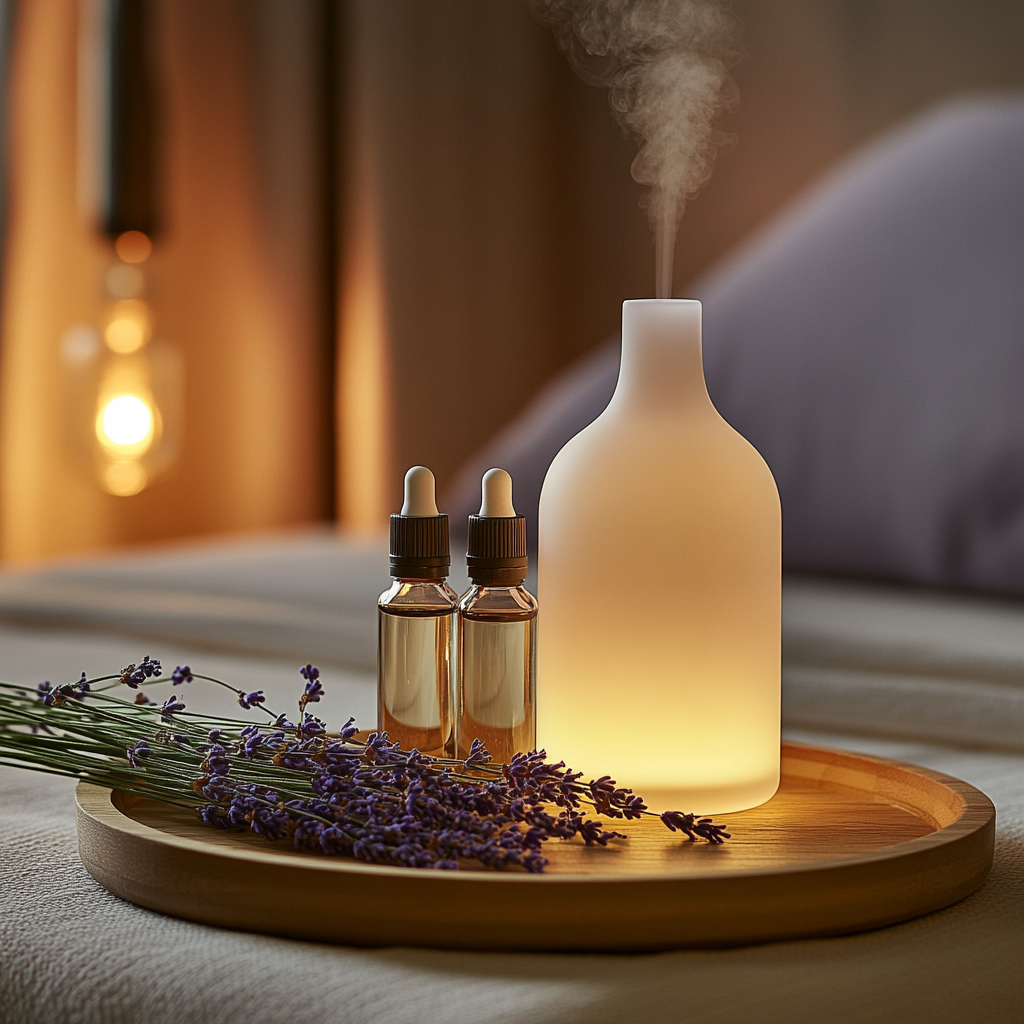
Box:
75, 739, 994, 885
75, 740, 997, 949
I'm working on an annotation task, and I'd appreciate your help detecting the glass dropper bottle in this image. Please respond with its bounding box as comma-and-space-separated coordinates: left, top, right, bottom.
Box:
377, 466, 457, 757
456, 468, 538, 763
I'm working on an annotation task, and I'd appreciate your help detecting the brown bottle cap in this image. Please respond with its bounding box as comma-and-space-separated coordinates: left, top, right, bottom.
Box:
389, 467, 450, 579
466, 469, 527, 585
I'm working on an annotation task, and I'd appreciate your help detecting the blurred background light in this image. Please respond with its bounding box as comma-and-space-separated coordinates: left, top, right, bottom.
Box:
97, 393, 154, 450
104, 298, 151, 354
114, 228, 152, 263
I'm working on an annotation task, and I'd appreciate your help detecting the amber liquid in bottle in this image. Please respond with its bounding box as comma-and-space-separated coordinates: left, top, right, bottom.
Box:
378, 579, 457, 758
457, 583, 537, 763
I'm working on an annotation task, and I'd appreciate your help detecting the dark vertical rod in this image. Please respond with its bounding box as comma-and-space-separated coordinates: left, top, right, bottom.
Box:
320, 0, 342, 522
99, 0, 157, 237
0, 0, 18, 255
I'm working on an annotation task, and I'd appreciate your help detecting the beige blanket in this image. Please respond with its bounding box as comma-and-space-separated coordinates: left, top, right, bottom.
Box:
1, 533, 1021, 1023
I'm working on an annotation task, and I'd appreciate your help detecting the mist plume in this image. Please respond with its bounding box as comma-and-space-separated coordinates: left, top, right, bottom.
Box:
527, 0, 740, 297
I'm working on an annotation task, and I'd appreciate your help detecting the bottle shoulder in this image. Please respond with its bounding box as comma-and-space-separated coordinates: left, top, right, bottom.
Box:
541, 409, 779, 511
379, 579, 458, 615
459, 584, 538, 621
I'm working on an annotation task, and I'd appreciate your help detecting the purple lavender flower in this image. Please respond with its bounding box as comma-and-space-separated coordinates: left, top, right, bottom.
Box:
620, 793, 647, 820
691, 816, 731, 844
238, 724, 270, 759
199, 805, 229, 828
522, 851, 548, 874
140, 655, 162, 678
202, 744, 231, 776
660, 810, 729, 843
273, 713, 296, 730
119, 655, 161, 688
297, 714, 326, 739
161, 695, 186, 717
572, 815, 626, 846
39, 679, 90, 708
588, 776, 619, 816
464, 738, 492, 766
298, 665, 323, 712
171, 664, 193, 686
127, 740, 151, 767
237, 690, 265, 710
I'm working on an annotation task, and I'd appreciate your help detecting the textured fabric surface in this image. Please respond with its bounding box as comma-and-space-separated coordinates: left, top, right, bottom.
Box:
446, 97, 1024, 598
0, 530, 389, 672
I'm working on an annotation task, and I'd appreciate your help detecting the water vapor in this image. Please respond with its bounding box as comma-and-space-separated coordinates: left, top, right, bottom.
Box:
527, 0, 740, 297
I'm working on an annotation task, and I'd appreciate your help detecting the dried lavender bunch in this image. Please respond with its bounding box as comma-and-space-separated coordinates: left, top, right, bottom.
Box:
0, 659, 730, 873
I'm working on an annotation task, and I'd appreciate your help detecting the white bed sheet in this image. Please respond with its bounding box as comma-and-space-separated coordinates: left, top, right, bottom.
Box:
0, 532, 1021, 1023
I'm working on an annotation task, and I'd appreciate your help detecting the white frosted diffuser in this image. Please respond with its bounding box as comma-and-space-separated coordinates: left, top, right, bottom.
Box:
538, 299, 781, 813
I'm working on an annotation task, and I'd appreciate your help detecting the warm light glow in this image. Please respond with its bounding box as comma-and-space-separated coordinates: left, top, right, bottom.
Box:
60, 324, 101, 363
105, 264, 145, 300
338, 101, 392, 532
115, 230, 152, 264
96, 394, 154, 454
538, 301, 781, 814
102, 461, 148, 497
104, 300, 151, 353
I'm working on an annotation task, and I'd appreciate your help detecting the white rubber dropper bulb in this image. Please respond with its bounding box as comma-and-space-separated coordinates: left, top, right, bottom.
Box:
401, 466, 439, 516
479, 468, 517, 517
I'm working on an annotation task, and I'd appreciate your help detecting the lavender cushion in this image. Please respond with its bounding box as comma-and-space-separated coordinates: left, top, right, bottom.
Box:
446, 98, 1024, 597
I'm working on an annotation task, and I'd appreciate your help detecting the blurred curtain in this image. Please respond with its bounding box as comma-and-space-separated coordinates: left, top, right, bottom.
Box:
337, 0, 652, 520
0, 0, 333, 563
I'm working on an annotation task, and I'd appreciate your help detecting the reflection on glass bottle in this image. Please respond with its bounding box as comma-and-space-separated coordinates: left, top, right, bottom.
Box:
377, 467, 456, 757
456, 469, 538, 763
378, 581, 456, 757
458, 584, 537, 763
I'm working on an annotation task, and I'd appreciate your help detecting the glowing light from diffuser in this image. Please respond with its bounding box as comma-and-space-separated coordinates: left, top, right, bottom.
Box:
537, 300, 781, 814
96, 394, 155, 455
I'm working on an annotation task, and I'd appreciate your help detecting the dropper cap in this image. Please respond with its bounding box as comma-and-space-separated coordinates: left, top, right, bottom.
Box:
466, 468, 528, 585
389, 466, 450, 579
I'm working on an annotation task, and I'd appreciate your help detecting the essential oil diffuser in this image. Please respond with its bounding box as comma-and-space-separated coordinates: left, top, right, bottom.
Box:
538, 299, 781, 813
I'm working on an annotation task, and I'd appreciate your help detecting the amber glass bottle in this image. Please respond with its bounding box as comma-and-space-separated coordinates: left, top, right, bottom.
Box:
456, 469, 538, 763
377, 467, 457, 757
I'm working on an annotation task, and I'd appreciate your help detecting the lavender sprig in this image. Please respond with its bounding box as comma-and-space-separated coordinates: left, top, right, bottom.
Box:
0, 660, 731, 872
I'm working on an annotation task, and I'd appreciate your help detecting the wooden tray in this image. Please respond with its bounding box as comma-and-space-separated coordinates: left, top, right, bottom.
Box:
75, 742, 995, 952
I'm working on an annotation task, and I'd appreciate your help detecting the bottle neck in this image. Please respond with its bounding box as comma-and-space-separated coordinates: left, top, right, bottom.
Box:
608, 299, 713, 414
468, 570, 526, 588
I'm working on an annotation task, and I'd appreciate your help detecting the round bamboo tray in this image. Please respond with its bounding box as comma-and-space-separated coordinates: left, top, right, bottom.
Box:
75, 741, 995, 951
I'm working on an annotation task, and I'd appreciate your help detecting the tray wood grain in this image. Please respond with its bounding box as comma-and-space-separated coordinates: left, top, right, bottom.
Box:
75, 742, 995, 951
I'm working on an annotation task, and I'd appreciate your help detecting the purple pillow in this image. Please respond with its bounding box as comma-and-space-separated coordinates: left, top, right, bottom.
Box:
446, 98, 1024, 597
